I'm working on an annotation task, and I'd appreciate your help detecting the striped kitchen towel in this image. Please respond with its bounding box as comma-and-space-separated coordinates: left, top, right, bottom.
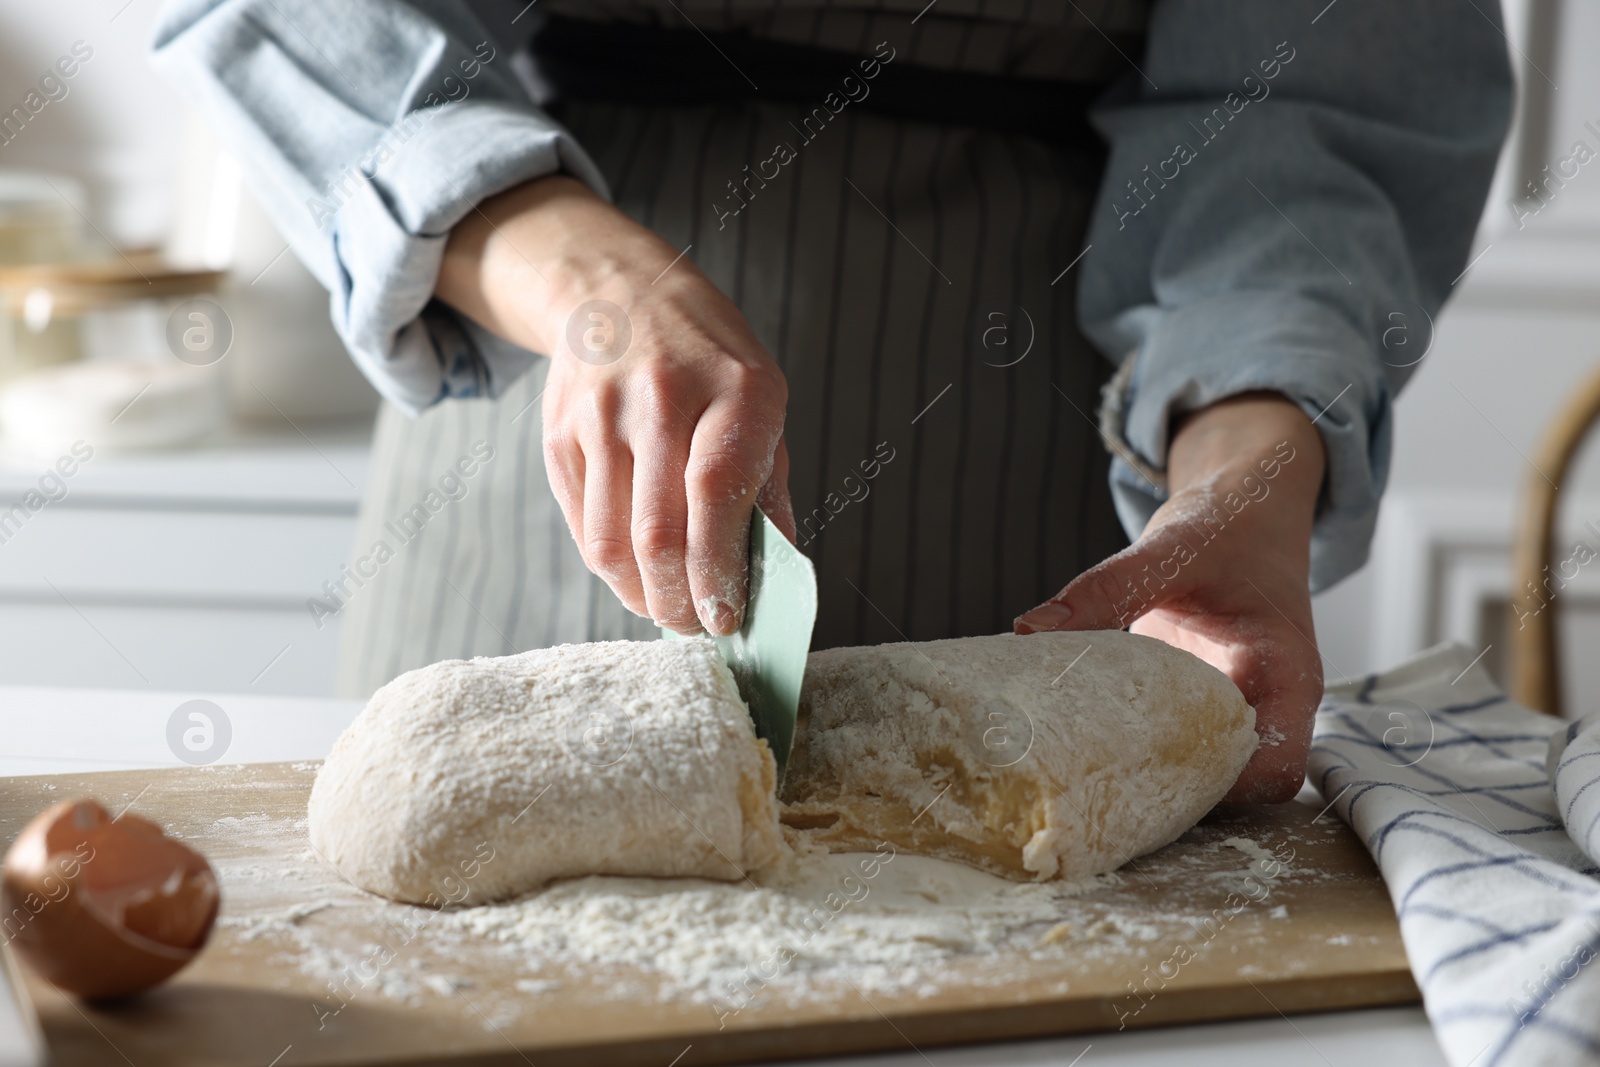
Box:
1550, 715, 1600, 870
1310, 643, 1600, 1067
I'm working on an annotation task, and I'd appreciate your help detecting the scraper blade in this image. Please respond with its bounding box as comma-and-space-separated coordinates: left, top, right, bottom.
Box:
662, 506, 816, 781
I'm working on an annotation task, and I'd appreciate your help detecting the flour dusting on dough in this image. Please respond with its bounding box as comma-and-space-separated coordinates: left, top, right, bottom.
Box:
784, 631, 1258, 883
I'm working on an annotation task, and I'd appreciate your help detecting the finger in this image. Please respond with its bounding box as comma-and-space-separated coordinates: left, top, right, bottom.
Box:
580, 437, 648, 618
542, 430, 586, 553
1014, 538, 1190, 634
1219, 633, 1322, 803
755, 436, 796, 544
684, 397, 782, 636
631, 417, 699, 634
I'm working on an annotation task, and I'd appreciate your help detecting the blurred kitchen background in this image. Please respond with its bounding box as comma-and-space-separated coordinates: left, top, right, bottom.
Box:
0, 1, 1595, 711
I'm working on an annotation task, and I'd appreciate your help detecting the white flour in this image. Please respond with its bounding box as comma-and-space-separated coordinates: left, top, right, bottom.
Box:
193, 776, 1306, 1022
447, 848, 1120, 1012
202, 822, 1298, 1021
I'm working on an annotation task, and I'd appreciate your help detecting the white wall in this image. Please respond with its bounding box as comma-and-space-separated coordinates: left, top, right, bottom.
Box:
0, 2, 183, 244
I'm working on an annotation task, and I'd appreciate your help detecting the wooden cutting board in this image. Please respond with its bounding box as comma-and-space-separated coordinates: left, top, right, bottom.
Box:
0, 763, 1417, 1067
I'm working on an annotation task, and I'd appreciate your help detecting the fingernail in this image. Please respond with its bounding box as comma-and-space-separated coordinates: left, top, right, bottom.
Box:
701, 597, 741, 636
1015, 601, 1072, 633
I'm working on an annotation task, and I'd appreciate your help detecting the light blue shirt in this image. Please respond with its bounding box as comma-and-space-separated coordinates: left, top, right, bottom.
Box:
150, 0, 1512, 592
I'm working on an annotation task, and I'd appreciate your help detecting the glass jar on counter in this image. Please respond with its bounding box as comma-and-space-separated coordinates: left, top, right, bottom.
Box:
0, 171, 84, 266
0, 253, 226, 382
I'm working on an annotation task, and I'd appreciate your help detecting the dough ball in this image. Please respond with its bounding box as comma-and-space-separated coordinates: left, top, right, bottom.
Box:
308, 639, 785, 904
779, 631, 1256, 882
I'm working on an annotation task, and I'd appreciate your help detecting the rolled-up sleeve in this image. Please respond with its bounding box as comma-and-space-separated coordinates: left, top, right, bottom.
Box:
1079, 0, 1512, 591
151, 0, 606, 413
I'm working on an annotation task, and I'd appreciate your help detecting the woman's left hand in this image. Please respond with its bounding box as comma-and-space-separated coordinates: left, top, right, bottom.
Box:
1014, 393, 1328, 803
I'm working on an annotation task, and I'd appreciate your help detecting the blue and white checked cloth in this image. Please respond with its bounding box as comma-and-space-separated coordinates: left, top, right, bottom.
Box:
1550, 715, 1600, 867
1311, 644, 1600, 1067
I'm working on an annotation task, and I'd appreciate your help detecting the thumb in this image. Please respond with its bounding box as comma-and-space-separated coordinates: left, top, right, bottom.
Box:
1014, 539, 1192, 634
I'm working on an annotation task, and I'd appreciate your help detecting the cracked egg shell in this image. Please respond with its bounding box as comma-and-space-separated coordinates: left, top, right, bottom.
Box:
1, 798, 219, 999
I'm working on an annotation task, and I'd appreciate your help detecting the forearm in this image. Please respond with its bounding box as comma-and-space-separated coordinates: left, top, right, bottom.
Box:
434, 175, 684, 357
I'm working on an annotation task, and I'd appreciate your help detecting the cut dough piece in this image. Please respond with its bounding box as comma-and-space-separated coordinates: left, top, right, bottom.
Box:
310, 631, 1253, 904
780, 630, 1256, 882
308, 639, 784, 905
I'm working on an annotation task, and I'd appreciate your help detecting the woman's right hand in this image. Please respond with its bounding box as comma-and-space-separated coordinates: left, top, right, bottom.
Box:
435, 175, 794, 636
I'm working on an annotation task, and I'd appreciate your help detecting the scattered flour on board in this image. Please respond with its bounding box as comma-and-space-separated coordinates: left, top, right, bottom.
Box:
514, 978, 562, 994
218, 900, 336, 940
422, 975, 476, 995
445, 849, 1127, 1007
198, 806, 1303, 1014
1223, 835, 1283, 871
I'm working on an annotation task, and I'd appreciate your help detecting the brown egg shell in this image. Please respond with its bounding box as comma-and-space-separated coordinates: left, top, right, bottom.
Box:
1, 799, 219, 1000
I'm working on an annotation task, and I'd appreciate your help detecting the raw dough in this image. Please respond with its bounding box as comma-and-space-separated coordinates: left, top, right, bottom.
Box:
307, 639, 785, 905
310, 630, 1254, 904
780, 630, 1257, 882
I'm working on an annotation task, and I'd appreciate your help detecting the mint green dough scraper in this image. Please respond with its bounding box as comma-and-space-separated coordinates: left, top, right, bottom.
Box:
662, 506, 816, 781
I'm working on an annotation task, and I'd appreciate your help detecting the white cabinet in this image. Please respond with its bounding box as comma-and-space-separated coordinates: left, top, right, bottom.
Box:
0, 424, 369, 697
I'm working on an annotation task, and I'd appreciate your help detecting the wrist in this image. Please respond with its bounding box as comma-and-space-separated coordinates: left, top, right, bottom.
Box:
517, 206, 669, 353
1166, 392, 1325, 525
436, 175, 677, 358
